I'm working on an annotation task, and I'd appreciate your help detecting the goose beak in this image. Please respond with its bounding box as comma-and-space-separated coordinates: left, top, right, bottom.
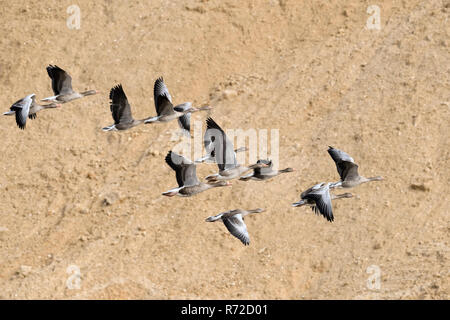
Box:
186, 107, 198, 113
162, 191, 177, 197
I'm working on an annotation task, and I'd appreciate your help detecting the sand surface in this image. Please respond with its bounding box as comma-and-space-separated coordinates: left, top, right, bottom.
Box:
0, 0, 448, 299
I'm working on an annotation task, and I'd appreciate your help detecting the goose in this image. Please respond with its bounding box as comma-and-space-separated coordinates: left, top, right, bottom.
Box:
102, 84, 150, 131
162, 150, 231, 197
327, 146, 383, 188
3, 94, 60, 129
205, 208, 265, 245
144, 77, 211, 135
239, 159, 294, 181
42, 65, 98, 103
203, 117, 268, 181
292, 182, 353, 222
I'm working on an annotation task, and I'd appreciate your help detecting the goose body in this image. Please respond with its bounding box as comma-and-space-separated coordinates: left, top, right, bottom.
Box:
144, 77, 211, 136
328, 146, 383, 188
4, 94, 60, 129
102, 84, 148, 131
163, 151, 231, 197
239, 159, 294, 181
292, 182, 353, 222
42, 65, 97, 103
202, 117, 268, 181
206, 208, 265, 245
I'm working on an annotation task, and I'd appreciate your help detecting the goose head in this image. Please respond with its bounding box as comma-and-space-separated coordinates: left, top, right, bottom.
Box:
81, 90, 98, 97
339, 193, 353, 198
45, 103, 62, 109
209, 180, 232, 187
248, 162, 269, 170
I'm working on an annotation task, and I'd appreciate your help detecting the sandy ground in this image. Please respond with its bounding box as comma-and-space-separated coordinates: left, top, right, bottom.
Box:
0, 0, 448, 299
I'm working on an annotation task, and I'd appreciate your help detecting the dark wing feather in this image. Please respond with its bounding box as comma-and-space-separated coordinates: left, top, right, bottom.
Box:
181, 162, 199, 186
178, 113, 191, 136
222, 214, 250, 245
339, 161, 360, 181
327, 146, 354, 163
176, 103, 192, 136
46, 65, 73, 95
10, 95, 33, 130
205, 117, 237, 171
109, 84, 133, 124
165, 151, 184, 187
165, 151, 198, 187
327, 146, 358, 181
153, 77, 174, 116
302, 190, 334, 222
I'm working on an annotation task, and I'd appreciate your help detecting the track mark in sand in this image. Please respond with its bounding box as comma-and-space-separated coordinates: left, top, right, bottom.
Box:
135, 142, 153, 167
68, 275, 161, 299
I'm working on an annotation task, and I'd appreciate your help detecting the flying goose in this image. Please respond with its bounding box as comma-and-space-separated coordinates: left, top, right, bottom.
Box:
239, 159, 294, 181
203, 117, 268, 181
144, 77, 211, 135
3, 94, 60, 129
162, 150, 231, 197
102, 84, 150, 131
327, 146, 383, 188
292, 182, 353, 222
42, 65, 98, 103
205, 208, 265, 245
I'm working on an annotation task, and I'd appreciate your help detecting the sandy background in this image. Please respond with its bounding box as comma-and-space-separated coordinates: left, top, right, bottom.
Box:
0, 0, 448, 299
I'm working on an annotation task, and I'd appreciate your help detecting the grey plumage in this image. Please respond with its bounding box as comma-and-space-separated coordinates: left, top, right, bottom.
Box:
292, 183, 353, 222
102, 84, 146, 131
239, 159, 294, 181
145, 77, 211, 136
327, 146, 383, 188
42, 65, 97, 103
163, 150, 231, 197
5, 94, 59, 130
206, 208, 264, 245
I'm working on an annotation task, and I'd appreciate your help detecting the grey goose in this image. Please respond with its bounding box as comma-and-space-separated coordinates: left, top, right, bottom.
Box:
327, 146, 383, 188
102, 84, 150, 131
292, 182, 353, 222
206, 208, 265, 245
239, 159, 294, 181
203, 117, 268, 181
144, 77, 211, 136
42, 65, 98, 103
163, 150, 231, 197
3, 94, 60, 129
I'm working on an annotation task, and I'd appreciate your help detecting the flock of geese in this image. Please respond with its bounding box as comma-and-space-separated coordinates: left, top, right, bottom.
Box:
3, 65, 384, 246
